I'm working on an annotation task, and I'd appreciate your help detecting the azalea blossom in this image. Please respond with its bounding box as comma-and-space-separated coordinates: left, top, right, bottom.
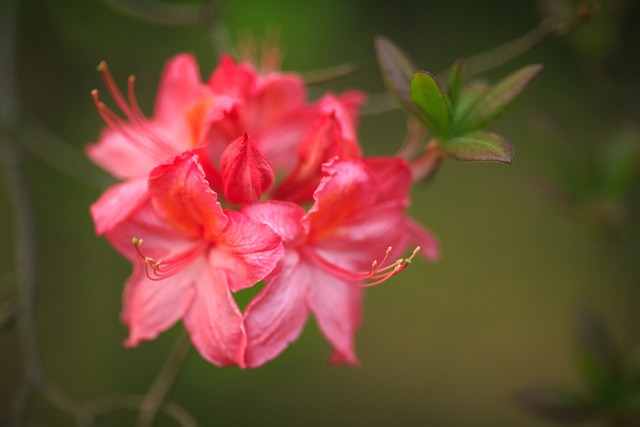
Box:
241, 158, 438, 367
87, 54, 235, 235
88, 51, 439, 368
105, 152, 283, 366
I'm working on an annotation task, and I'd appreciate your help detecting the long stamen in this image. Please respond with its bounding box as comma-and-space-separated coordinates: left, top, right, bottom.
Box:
92, 62, 177, 156
98, 61, 135, 119
132, 237, 202, 282
310, 245, 421, 287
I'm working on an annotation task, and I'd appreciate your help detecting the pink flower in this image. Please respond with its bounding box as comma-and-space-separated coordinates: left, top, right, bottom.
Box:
205, 55, 314, 175
105, 152, 283, 366
88, 54, 235, 235
241, 158, 438, 367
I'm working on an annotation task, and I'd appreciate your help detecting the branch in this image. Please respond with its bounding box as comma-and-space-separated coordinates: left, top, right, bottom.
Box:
136, 331, 193, 427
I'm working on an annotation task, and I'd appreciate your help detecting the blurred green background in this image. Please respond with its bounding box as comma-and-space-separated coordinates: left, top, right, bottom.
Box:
1, 0, 639, 426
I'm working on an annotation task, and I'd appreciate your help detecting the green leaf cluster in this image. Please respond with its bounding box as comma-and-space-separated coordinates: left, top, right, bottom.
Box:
375, 36, 542, 166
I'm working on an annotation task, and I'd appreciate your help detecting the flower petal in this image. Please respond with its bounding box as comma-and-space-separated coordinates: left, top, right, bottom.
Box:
149, 152, 228, 240
243, 251, 310, 368
306, 258, 363, 365
90, 178, 149, 235
213, 209, 284, 291
154, 54, 207, 121
121, 262, 196, 347
183, 256, 246, 367
240, 200, 306, 243
305, 159, 377, 240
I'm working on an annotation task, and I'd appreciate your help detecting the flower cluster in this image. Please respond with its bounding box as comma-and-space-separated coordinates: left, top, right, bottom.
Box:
88, 53, 439, 367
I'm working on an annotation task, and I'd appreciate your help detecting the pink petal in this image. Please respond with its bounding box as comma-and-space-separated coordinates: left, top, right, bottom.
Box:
208, 55, 256, 99
316, 91, 366, 156
183, 256, 246, 367
306, 256, 363, 365
271, 114, 344, 202
90, 178, 149, 235
121, 262, 196, 347
243, 251, 310, 368
86, 128, 168, 179
213, 209, 284, 291
404, 217, 440, 261
244, 73, 306, 134
220, 133, 275, 204
154, 54, 207, 121
240, 200, 306, 243
148, 153, 228, 240
363, 157, 412, 206
304, 159, 377, 240
105, 200, 196, 264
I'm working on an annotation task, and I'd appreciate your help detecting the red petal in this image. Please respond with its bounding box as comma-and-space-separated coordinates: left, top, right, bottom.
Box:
220, 133, 275, 204
306, 257, 363, 366
240, 200, 306, 243
243, 251, 310, 368
121, 262, 196, 347
90, 178, 149, 235
183, 257, 246, 367
149, 152, 228, 240
212, 209, 284, 292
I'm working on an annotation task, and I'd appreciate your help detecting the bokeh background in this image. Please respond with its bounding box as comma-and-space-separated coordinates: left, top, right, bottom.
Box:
1, 0, 639, 426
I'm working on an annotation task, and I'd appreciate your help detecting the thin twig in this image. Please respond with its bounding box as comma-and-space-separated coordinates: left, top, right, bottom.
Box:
461, 19, 556, 79
84, 393, 200, 427
136, 331, 193, 427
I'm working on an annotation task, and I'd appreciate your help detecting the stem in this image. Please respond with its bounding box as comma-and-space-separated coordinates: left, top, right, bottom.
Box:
136, 331, 192, 427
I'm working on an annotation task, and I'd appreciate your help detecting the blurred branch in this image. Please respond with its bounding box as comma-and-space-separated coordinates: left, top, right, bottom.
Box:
0, 115, 115, 190
102, 0, 233, 59
462, 18, 556, 79
85, 394, 199, 427
137, 331, 193, 427
302, 62, 360, 85
101, 0, 208, 25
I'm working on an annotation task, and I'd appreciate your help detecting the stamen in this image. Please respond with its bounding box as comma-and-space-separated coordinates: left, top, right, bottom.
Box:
98, 61, 134, 119
132, 237, 203, 281
309, 245, 421, 287
93, 62, 177, 156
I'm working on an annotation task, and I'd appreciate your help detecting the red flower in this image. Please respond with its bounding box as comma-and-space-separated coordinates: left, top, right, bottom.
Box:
106, 153, 283, 366
241, 158, 438, 367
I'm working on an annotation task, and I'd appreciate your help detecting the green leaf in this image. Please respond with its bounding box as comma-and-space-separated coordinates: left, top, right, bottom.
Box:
410, 71, 451, 138
513, 385, 599, 423
462, 64, 543, 132
445, 131, 513, 163
374, 36, 421, 117
447, 59, 465, 107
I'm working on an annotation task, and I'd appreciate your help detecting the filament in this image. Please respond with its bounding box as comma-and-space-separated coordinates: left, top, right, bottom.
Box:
309, 245, 421, 287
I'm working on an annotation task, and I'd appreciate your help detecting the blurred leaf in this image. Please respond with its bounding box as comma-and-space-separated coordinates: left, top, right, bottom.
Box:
597, 130, 640, 200
410, 71, 451, 138
447, 59, 465, 106
445, 131, 513, 163
374, 36, 422, 117
513, 385, 599, 423
574, 307, 623, 399
451, 80, 490, 128
462, 64, 543, 132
